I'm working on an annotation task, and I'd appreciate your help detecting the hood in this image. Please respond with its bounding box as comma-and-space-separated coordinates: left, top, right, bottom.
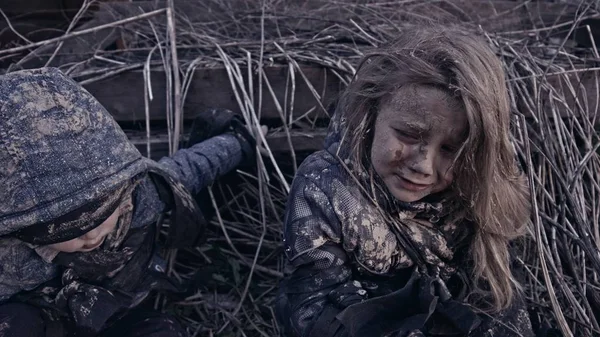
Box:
0, 67, 149, 236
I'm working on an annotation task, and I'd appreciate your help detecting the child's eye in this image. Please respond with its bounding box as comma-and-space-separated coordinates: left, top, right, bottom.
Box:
394, 129, 419, 141
442, 144, 459, 154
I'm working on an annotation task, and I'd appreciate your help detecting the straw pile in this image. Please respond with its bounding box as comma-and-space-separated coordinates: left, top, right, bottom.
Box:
2, 1, 600, 336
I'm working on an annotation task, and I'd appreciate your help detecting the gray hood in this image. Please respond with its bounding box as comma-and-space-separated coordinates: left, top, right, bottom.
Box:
0, 67, 151, 235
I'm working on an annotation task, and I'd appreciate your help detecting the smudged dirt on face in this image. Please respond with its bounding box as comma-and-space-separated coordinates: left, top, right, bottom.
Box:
370, 85, 467, 202
390, 145, 405, 167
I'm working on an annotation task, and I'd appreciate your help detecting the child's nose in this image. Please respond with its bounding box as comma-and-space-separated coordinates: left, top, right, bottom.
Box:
408, 144, 435, 176
81, 227, 101, 240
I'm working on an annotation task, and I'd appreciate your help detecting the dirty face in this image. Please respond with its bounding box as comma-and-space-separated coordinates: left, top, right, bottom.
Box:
45, 207, 121, 253
370, 85, 467, 202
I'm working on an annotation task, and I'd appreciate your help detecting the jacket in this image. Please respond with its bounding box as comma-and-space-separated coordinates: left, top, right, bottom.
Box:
276, 111, 534, 337
0, 68, 245, 332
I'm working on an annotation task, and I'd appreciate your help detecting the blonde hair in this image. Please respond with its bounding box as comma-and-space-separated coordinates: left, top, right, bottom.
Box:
336, 25, 530, 312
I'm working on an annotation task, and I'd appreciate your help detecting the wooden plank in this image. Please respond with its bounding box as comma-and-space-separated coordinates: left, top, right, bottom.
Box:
126, 129, 328, 160
286, 1, 580, 33
0, 0, 64, 15
516, 71, 600, 121
545, 71, 600, 121
12, 0, 578, 66
0, 0, 127, 16
8, 0, 589, 124
0, 20, 70, 46
85, 66, 343, 122
89, 65, 600, 126
431, 1, 580, 32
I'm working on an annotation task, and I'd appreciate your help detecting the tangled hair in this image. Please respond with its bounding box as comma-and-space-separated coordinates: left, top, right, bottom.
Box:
336, 25, 530, 312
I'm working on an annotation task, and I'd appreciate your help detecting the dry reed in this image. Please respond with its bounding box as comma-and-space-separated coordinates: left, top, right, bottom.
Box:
4, 1, 600, 336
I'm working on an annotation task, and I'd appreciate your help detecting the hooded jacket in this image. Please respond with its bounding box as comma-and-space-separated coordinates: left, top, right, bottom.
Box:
276, 111, 534, 337
0, 68, 245, 332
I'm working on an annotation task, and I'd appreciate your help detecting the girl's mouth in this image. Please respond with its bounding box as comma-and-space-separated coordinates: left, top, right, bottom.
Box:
394, 175, 431, 192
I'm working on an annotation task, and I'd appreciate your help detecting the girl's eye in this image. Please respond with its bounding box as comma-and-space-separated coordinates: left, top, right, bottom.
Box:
442, 144, 459, 154
394, 129, 419, 141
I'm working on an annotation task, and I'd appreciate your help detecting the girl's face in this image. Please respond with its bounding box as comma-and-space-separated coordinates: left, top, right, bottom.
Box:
370, 85, 467, 203
46, 207, 121, 253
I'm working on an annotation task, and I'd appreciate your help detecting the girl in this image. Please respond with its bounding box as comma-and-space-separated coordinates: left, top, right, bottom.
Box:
0, 67, 260, 337
276, 26, 534, 337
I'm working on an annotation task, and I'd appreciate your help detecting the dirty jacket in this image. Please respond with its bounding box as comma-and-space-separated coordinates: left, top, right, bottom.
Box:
276, 113, 534, 337
0, 135, 243, 301
0, 68, 244, 332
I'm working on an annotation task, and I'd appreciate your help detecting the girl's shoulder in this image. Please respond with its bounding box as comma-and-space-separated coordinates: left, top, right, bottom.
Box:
295, 150, 351, 185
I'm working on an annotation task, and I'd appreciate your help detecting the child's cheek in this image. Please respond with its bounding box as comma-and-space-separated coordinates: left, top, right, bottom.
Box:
440, 169, 454, 190
390, 142, 405, 167
386, 138, 405, 168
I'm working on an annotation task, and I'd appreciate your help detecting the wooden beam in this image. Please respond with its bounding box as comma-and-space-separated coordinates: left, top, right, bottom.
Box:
0, 0, 65, 15
127, 128, 328, 160
9, 0, 589, 125
428, 1, 580, 32
546, 71, 600, 120
96, 64, 600, 125
516, 70, 600, 121
85, 66, 342, 122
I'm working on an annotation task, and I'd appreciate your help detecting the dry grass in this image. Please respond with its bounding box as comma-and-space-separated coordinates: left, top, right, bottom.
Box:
4, 1, 600, 336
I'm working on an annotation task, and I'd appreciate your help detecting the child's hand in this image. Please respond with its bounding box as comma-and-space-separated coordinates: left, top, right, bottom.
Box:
185, 108, 268, 165
186, 108, 241, 147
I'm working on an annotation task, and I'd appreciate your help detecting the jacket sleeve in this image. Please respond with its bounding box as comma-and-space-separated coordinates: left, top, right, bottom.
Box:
278, 174, 368, 337
157, 134, 244, 195
0, 238, 58, 303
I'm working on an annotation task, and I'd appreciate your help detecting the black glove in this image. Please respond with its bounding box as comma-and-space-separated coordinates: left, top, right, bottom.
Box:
54, 269, 130, 336
336, 270, 481, 337
186, 108, 257, 163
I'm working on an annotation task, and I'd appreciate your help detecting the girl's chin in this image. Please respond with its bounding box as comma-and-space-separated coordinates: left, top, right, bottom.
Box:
387, 177, 431, 202
393, 191, 427, 203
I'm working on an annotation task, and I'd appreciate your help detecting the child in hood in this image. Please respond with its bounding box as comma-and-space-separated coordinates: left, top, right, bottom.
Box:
276, 26, 535, 337
0, 67, 260, 336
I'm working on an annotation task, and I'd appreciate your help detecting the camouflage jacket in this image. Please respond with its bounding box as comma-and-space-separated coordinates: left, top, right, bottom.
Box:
276, 113, 534, 337
0, 134, 243, 303
0, 68, 245, 305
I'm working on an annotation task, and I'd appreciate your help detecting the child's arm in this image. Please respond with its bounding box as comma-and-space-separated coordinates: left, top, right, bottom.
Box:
279, 174, 368, 337
157, 133, 244, 195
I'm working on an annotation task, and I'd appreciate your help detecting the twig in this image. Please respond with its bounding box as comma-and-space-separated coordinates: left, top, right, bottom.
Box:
0, 9, 168, 56
167, 0, 183, 153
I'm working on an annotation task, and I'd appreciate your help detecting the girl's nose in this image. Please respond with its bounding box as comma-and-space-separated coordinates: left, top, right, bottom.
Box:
408, 144, 435, 176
